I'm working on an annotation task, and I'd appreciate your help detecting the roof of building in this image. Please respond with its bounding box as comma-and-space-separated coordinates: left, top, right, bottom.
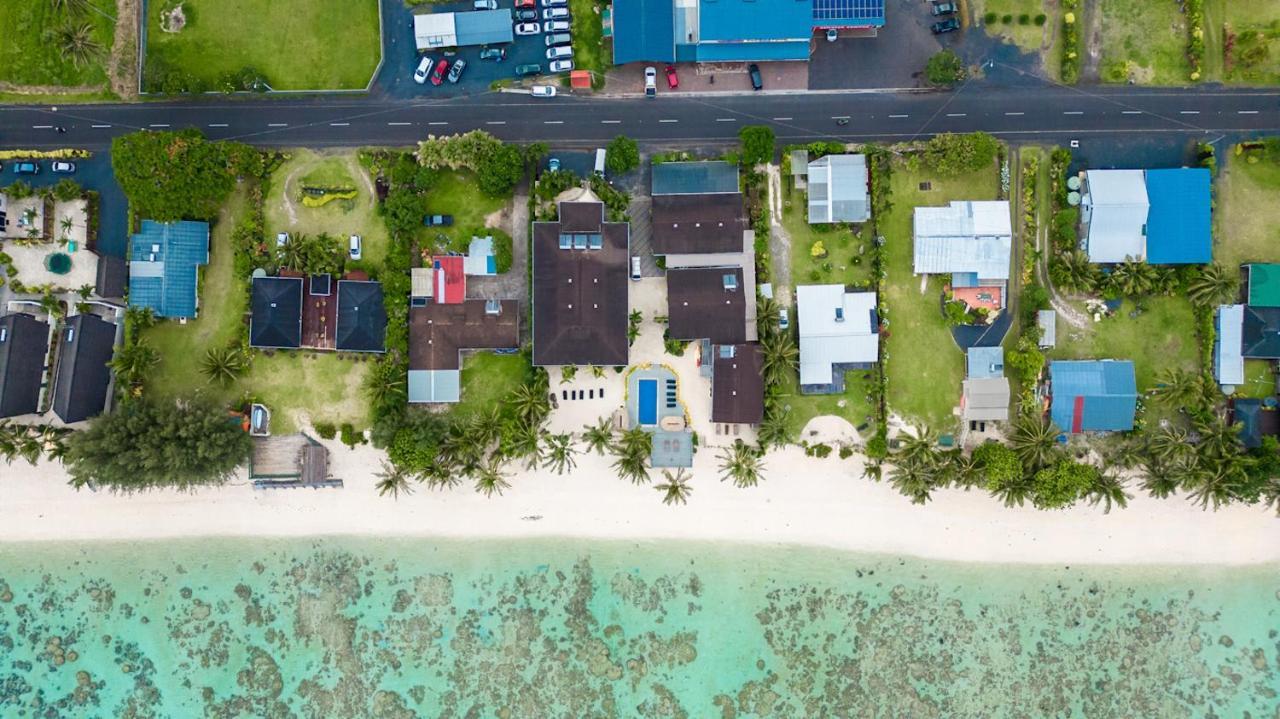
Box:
1144, 168, 1212, 264
612, 0, 675, 64
790, 150, 809, 177
650, 193, 746, 255
1242, 305, 1280, 359
700, 0, 812, 42
1050, 360, 1138, 433
293, 272, 338, 350
0, 313, 49, 418
692, 41, 812, 62
666, 267, 746, 343
464, 237, 496, 276
712, 343, 764, 424
336, 281, 386, 353
813, 0, 886, 26
1248, 264, 1280, 307
1215, 304, 1246, 386
414, 10, 513, 49
52, 313, 115, 424
429, 256, 466, 304
807, 154, 869, 224
1083, 170, 1149, 263
408, 299, 520, 403
913, 201, 1012, 279
1037, 310, 1057, 348
1231, 398, 1280, 449
652, 161, 740, 195
249, 277, 303, 349
796, 285, 878, 386
962, 377, 1010, 421
532, 201, 630, 366
966, 346, 1005, 380
128, 220, 209, 318
94, 254, 128, 301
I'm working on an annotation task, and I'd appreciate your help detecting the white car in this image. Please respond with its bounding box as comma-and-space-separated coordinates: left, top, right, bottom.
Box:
515, 22, 541, 35
644, 66, 656, 97
542, 7, 568, 19
548, 59, 573, 73
413, 56, 431, 84
541, 0, 567, 6
51, 161, 76, 173
349, 235, 362, 261
530, 85, 557, 97
544, 20, 570, 32
474, 0, 498, 8
546, 45, 572, 60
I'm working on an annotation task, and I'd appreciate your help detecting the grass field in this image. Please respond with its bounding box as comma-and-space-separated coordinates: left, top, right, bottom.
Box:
783, 187, 875, 289
1219, 0, 1280, 85
1215, 151, 1280, 270
145, 0, 380, 90
0, 0, 115, 87
971, 0, 1054, 55
1238, 360, 1276, 400
454, 352, 531, 419
777, 369, 877, 443
264, 150, 390, 270
1049, 297, 1198, 391
1099, 0, 1191, 84
881, 160, 1000, 431
568, 0, 608, 88
422, 171, 509, 252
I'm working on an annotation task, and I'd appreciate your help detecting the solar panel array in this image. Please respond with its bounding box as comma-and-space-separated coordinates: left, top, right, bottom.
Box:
812, 0, 884, 22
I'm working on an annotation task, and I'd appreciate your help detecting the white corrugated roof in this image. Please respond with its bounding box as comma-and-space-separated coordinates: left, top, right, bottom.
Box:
1037, 309, 1056, 348
1216, 304, 1245, 387
1083, 170, 1149, 263
414, 14, 457, 49
796, 285, 878, 385
807, 154, 869, 224
912, 201, 1012, 279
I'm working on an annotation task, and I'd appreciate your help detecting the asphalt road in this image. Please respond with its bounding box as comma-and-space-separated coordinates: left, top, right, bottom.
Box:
2, 85, 1280, 151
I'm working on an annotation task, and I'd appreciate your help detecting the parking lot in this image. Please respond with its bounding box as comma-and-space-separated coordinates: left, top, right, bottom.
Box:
809, 0, 955, 90
375, 0, 576, 99
2, 153, 127, 259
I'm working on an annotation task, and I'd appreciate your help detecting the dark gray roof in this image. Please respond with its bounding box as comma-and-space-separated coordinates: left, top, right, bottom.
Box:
52, 314, 116, 423
250, 277, 303, 349
336, 281, 386, 353
712, 343, 764, 424
0, 313, 49, 418
1242, 305, 1280, 359
650, 193, 746, 255
666, 267, 746, 344
94, 254, 128, 300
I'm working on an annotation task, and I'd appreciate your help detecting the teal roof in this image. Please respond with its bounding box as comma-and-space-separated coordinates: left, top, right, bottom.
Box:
1248, 264, 1280, 307
695, 40, 811, 62
699, 0, 812, 42
652, 161, 740, 195
966, 346, 1004, 380
1145, 168, 1211, 264
1050, 360, 1137, 433
612, 0, 674, 63
455, 9, 514, 46
128, 220, 209, 319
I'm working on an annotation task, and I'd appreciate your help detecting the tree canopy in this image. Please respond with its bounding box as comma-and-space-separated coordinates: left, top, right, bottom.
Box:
111, 129, 263, 221
922, 132, 999, 176
416, 130, 525, 198
925, 50, 966, 87
738, 125, 776, 166
605, 135, 640, 175
974, 442, 1022, 489
65, 397, 253, 492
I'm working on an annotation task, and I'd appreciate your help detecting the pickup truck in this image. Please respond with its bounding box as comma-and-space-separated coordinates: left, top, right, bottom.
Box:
423, 214, 454, 227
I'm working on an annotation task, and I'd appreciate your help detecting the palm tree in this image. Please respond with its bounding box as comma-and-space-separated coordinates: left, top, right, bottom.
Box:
756, 296, 781, 340
943, 452, 982, 489
896, 426, 937, 467
1146, 425, 1193, 467
375, 462, 414, 499
1107, 259, 1157, 297
582, 416, 614, 455
200, 345, 244, 386
14, 426, 43, 466
509, 383, 550, 428
989, 474, 1035, 508
1010, 414, 1060, 471
759, 332, 798, 387
756, 410, 791, 451
364, 364, 407, 408
543, 432, 577, 475
468, 407, 505, 450
718, 439, 765, 488
111, 340, 161, 384
1187, 264, 1238, 307
611, 428, 652, 484
1193, 415, 1243, 462
1139, 458, 1181, 498
420, 460, 462, 491
887, 458, 933, 504
58, 22, 102, 68
1185, 463, 1241, 510
1054, 250, 1097, 294
280, 236, 305, 270
0, 421, 17, 464
473, 460, 511, 497
51, 0, 92, 13
502, 421, 542, 470
40, 426, 71, 464
1149, 368, 1202, 408
59, 215, 74, 243
654, 468, 693, 505
1104, 437, 1144, 470
1086, 466, 1129, 514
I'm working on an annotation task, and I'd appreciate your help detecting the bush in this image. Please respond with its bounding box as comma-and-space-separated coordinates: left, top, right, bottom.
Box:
1001, 14, 1013, 24
1018, 14, 1030, 25
111, 129, 262, 221
314, 422, 337, 439
605, 135, 640, 175
301, 189, 358, 207
984, 11, 997, 24
1034, 13, 1047, 25
339, 423, 363, 448
739, 125, 776, 166
922, 132, 999, 176
838, 446, 854, 460
925, 49, 966, 87
865, 435, 888, 459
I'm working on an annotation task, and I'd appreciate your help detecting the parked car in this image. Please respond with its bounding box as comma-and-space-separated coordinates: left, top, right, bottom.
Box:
541, 0, 567, 6
664, 64, 678, 88
348, 235, 362, 261
474, 0, 498, 9
931, 1, 958, 15
644, 66, 656, 97
544, 33, 572, 47
12, 162, 39, 175
413, 56, 432, 84
430, 58, 449, 85
530, 84, 557, 98
546, 45, 573, 60
515, 62, 542, 76
825, 28, 838, 42
515, 21, 541, 35
548, 59, 574, 72
778, 308, 789, 330
543, 19, 570, 31
931, 17, 960, 33
515, 0, 536, 7
548, 157, 561, 171
51, 161, 76, 174
748, 63, 763, 90
515, 8, 538, 20
424, 214, 454, 227
276, 232, 289, 247
447, 58, 467, 83
630, 257, 642, 281
542, 7, 568, 20
479, 47, 506, 61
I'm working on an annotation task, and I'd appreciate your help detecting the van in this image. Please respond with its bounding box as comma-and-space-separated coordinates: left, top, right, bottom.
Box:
594, 148, 606, 176
544, 33, 572, 47
546, 45, 573, 60
348, 235, 362, 260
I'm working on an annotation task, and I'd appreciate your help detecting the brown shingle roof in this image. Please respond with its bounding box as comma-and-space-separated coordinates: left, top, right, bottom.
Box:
712, 344, 764, 424
651, 193, 746, 255
666, 267, 746, 344
410, 299, 520, 370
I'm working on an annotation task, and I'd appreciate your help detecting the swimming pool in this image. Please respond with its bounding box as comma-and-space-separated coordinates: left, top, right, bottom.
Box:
637, 379, 658, 426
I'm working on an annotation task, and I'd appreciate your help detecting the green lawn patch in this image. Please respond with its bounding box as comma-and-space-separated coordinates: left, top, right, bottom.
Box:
1238, 360, 1276, 400
777, 368, 876, 442
144, 0, 381, 90
1218, 0, 1280, 84
881, 159, 1000, 431
1048, 297, 1198, 391
0, 0, 115, 87
421, 170, 509, 252
569, 0, 608, 88
783, 187, 875, 289
453, 352, 531, 420
1215, 150, 1280, 269
971, 0, 1054, 55
1099, 0, 1191, 84
264, 149, 390, 270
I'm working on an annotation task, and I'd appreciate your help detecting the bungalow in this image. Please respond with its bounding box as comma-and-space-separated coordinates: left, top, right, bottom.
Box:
666, 267, 746, 344
807, 154, 870, 224
1230, 398, 1280, 449
962, 346, 1010, 423
1049, 360, 1137, 433
51, 313, 116, 424
711, 343, 764, 425
128, 220, 209, 319
796, 284, 878, 394
1214, 301, 1280, 389
249, 276, 304, 350
0, 313, 50, 418
1080, 168, 1211, 264
335, 280, 387, 353
913, 200, 1012, 310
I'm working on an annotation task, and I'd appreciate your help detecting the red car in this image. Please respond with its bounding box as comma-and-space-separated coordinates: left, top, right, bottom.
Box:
430, 58, 449, 86
664, 65, 679, 89
515, 0, 536, 7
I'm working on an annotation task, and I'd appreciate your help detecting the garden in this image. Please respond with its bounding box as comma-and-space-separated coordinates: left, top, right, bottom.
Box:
1220, 1, 1280, 84
783, 188, 875, 289
1215, 141, 1280, 270
568, 0, 608, 89
421, 170, 513, 267
0, 0, 116, 90
143, 0, 381, 92
973, 0, 1054, 56
1098, 0, 1192, 84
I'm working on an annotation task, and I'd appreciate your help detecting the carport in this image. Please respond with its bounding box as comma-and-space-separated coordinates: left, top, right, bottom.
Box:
414, 9, 513, 50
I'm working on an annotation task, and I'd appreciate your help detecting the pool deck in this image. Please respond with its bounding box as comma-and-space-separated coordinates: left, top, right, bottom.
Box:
5, 241, 99, 291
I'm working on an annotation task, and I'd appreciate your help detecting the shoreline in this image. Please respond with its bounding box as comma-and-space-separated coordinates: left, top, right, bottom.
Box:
2, 440, 1278, 566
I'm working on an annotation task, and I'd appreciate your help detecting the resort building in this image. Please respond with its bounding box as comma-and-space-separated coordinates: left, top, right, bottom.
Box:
335, 280, 387, 353
805, 154, 870, 224
913, 200, 1012, 310
666, 267, 747, 345
128, 220, 210, 319
1245, 263, 1280, 307
1215, 301, 1280, 390
710, 343, 764, 425
1079, 168, 1211, 264
51, 313, 116, 424
1229, 398, 1280, 449
796, 285, 878, 394
650, 161, 746, 256
532, 200, 630, 367
1048, 360, 1138, 434
0, 313, 50, 419
95, 255, 129, 304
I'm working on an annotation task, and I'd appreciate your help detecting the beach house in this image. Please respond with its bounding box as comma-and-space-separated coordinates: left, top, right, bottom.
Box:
1079, 168, 1211, 264
796, 285, 878, 394
128, 220, 210, 319
1048, 360, 1138, 433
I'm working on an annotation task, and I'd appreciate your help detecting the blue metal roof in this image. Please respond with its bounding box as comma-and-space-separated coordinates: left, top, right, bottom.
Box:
966, 346, 1004, 380
1050, 360, 1137, 433
695, 40, 811, 62
455, 9, 514, 46
651, 161, 740, 195
612, 0, 675, 64
128, 220, 209, 319
699, 0, 811, 42
813, 0, 885, 26
1144, 168, 1211, 264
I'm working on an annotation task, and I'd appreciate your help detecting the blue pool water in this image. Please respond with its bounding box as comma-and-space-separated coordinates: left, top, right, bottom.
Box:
638, 378, 657, 425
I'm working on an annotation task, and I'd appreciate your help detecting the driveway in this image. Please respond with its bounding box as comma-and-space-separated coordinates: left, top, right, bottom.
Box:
5, 153, 128, 259
809, 0, 945, 89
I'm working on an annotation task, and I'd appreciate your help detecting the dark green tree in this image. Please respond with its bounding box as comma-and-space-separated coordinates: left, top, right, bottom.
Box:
925, 49, 966, 87
605, 135, 640, 174
111, 130, 258, 221
738, 125, 776, 166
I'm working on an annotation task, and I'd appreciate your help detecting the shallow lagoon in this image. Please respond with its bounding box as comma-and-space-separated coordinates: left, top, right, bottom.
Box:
0, 537, 1276, 718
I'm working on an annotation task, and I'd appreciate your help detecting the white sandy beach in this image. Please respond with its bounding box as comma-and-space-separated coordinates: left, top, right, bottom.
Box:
2, 440, 1278, 566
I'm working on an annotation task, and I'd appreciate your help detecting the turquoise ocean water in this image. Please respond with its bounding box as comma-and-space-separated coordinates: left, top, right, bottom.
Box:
0, 537, 1276, 718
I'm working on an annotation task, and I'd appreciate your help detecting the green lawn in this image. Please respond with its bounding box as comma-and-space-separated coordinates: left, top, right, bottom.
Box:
1099, 0, 1191, 84
0, 0, 115, 87
777, 368, 876, 442
1238, 360, 1276, 400
145, 0, 380, 90
264, 149, 390, 270
783, 187, 874, 289
971, 0, 1055, 55
568, 0, 608, 88
882, 160, 1000, 432
1215, 0, 1280, 84
1215, 150, 1280, 269
453, 352, 531, 419
1049, 297, 1198, 392
421, 170, 509, 253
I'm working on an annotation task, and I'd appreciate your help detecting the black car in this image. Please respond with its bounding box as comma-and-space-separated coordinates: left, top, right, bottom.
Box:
423, 214, 454, 227
931, 18, 960, 34
748, 63, 762, 91
931, 1, 957, 15
515, 8, 537, 20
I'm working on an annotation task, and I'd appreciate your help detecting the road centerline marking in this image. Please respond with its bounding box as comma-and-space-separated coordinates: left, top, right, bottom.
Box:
1004, 112, 1024, 116
889, 114, 908, 118
946, 113, 966, 117
658, 119, 678, 123
267, 123, 287, 127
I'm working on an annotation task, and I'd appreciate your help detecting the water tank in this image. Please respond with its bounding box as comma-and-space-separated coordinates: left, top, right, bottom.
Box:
1066, 191, 1081, 206
1066, 175, 1081, 191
